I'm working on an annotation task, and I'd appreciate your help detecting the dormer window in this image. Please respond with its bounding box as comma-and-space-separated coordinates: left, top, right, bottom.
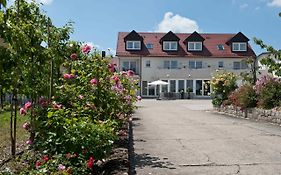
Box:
163, 41, 178, 51
126, 41, 141, 50
185, 31, 205, 52
188, 42, 202, 51
232, 42, 247, 52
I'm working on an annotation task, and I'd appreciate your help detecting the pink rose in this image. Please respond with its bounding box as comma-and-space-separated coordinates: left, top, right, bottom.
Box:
26, 139, 32, 145
70, 53, 78, 60
53, 102, 62, 109
24, 101, 32, 110
20, 108, 26, 116
78, 95, 84, 100
39, 97, 49, 107
127, 70, 135, 76
90, 78, 98, 85
81, 44, 92, 54
108, 63, 115, 72
111, 75, 120, 84
136, 95, 142, 101
58, 164, 66, 171
23, 122, 30, 130
121, 71, 127, 76
63, 74, 75, 79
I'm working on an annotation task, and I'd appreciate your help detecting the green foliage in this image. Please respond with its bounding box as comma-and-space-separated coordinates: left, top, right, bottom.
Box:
22, 45, 139, 174
210, 72, 237, 106
256, 79, 281, 109
229, 84, 257, 109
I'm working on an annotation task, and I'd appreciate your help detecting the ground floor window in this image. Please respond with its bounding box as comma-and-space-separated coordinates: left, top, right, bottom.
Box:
170, 80, 176, 92
142, 79, 211, 97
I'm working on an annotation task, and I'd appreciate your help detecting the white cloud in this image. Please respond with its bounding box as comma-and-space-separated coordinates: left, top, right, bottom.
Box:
240, 3, 249, 9
268, 0, 281, 7
155, 12, 200, 33
255, 6, 261, 10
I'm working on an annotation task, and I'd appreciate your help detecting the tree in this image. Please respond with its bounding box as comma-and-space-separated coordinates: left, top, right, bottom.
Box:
254, 13, 281, 77
0, 0, 7, 8
0, 0, 72, 156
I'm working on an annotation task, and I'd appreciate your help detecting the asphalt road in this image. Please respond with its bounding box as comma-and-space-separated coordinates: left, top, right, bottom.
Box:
132, 99, 281, 175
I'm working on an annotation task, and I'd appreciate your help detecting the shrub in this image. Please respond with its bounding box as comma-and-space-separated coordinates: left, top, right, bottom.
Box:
210, 72, 237, 106
229, 84, 257, 109
20, 44, 140, 174
255, 76, 281, 109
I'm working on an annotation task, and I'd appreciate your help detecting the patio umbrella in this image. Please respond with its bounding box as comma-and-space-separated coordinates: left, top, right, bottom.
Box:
148, 80, 169, 99
148, 80, 169, 86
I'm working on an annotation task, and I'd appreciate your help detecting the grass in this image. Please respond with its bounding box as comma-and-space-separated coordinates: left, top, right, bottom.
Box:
0, 111, 29, 154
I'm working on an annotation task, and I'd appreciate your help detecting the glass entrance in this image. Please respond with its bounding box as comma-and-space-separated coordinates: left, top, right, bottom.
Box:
203, 80, 211, 96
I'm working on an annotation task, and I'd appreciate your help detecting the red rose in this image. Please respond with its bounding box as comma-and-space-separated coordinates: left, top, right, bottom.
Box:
35, 161, 42, 167
70, 53, 78, 60
42, 155, 49, 162
87, 156, 94, 169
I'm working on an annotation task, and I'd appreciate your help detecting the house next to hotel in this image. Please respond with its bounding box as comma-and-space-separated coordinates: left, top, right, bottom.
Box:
116, 30, 256, 98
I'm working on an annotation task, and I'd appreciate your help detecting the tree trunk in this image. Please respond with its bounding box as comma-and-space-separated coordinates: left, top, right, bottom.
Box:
13, 93, 17, 156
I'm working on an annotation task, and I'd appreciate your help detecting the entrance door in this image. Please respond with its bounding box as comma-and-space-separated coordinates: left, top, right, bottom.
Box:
203, 80, 211, 96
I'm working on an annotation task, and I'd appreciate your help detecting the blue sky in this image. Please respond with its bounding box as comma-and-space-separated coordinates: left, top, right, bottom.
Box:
29, 0, 281, 55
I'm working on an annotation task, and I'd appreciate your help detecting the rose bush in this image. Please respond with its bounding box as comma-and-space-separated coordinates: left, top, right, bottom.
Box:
255, 75, 281, 109
210, 72, 237, 107
20, 43, 140, 174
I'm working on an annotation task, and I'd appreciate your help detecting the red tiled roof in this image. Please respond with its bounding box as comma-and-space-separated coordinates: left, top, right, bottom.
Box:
116, 32, 256, 58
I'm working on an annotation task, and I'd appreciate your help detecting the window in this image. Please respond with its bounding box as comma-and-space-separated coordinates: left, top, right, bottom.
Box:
171, 61, 178, 69
217, 44, 224, 50
146, 43, 153, 49
233, 61, 248, 70
163, 60, 178, 69
232, 42, 247, 51
186, 80, 193, 92
233, 61, 241, 70
218, 61, 224, 68
126, 41, 141, 50
189, 61, 203, 69
161, 80, 168, 92
188, 42, 202, 51
122, 61, 137, 72
145, 60, 151, 68
170, 80, 176, 92
163, 41, 178, 51
178, 80, 185, 93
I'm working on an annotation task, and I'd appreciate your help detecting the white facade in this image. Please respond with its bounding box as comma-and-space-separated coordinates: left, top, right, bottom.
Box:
118, 56, 250, 97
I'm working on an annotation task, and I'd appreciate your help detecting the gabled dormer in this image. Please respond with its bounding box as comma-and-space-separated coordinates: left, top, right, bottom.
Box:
124, 30, 143, 51
226, 32, 249, 52
185, 31, 205, 52
160, 31, 180, 51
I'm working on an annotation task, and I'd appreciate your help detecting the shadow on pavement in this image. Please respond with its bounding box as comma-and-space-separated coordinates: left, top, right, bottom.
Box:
134, 153, 176, 170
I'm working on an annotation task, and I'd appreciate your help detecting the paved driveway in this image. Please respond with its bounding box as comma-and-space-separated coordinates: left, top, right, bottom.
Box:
132, 99, 281, 175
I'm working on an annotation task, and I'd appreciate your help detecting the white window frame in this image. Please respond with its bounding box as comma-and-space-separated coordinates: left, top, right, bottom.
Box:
232, 42, 247, 52
233, 61, 241, 70
188, 42, 202, 51
126, 41, 141, 50
163, 60, 178, 69
122, 61, 137, 72
189, 61, 203, 69
163, 41, 178, 51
